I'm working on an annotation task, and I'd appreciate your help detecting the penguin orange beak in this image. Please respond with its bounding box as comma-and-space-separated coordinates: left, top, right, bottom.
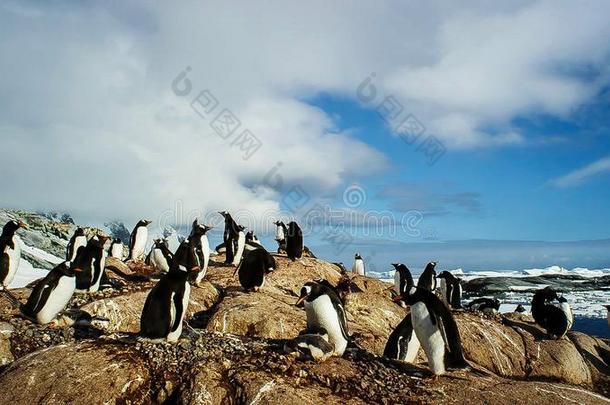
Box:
73, 267, 83, 273
393, 295, 404, 302
295, 294, 308, 307
18, 220, 28, 229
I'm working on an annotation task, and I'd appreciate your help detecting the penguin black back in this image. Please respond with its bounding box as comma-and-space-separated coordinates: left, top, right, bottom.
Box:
22, 261, 78, 318
286, 221, 303, 261
438, 271, 462, 309
219, 211, 239, 264
417, 262, 437, 291
73, 236, 108, 291
236, 248, 276, 291
392, 263, 414, 295
383, 313, 416, 360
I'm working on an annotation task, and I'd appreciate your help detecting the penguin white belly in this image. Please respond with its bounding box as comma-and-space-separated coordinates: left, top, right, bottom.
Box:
559, 303, 574, 330
3, 236, 21, 287
352, 260, 365, 276
404, 332, 421, 363
195, 236, 210, 283
305, 296, 348, 355
36, 276, 75, 324
439, 279, 447, 303
132, 228, 148, 260
232, 232, 246, 265
167, 282, 190, 342
151, 249, 170, 273
111, 243, 124, 259
411, 302, 446, 375
70, 236, 87, 261
275, 227, 284, 241
393, 271, 401, 295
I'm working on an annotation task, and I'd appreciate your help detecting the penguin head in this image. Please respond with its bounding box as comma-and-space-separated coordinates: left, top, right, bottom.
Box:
112, 238, 122, 244
137, 220, 152, 227
354, 253, 362, 260
58, 260, 82, 277
557, 296, 568, 304
515, 304, 526, 313
296, 281, 330, 307
3, 219, 27, 235
535, 286, 558, 302
604, 305, 610, 312
171, 239, 201, 276
426, 261, 437, 270
392, 286, 419, 306
74, 228, 85, 237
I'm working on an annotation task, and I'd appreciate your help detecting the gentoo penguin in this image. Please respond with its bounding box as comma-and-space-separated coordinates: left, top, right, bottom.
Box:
190, 219, 212, 285
74, 235, 109, 293
383, 313, 421, 363
274, 220, 286, 245
286, 221, 303, 261
139, 238, 199, 343
296, 281, 349, 356
394, 283, 468, 375
66, 228, 87, 261
556, 296, 574, 331
514, 304, 527, 313
437, 271, 462, 309
146, 239, 173, 273
232, 225, 246, 265
0, 219, 27, 289
466, 297, 500, 314
531, 287, 570, 339
235, 248, 276, 292
392, 263, 414, 296
417, 262, 437, 292
128, 220, 152, 261
109, 238, 124, 259
22, 261, 80, 324
219, 211, 239, 264
352, 253, 365, 276
284, 327, 335, 362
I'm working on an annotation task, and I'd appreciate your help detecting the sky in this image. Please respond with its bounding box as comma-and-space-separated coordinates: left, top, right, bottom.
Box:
1, 1, 610, 271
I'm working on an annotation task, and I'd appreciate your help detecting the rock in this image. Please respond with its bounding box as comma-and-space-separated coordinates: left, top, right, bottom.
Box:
0, 322, 14, 366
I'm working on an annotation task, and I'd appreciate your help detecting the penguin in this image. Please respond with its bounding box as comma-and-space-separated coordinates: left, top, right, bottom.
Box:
466, 297, 500, 314
437, 271, 462, 309
556, 296, 574, 331
274, 220, 286, 244
235, 248, 276, 292
128, 220, 151, 261
74, 235, 109, 293
383, 313, 421, 363
531, 287, 570, 339
296, 281, 349, 356
190, 219, 212, 286
392, 263, 414, 296
394, 282, 468, 375
109, 238, 124, 259
21, 261, 80, 324
66, 228, 87, 261
286, 221, 303, 261
352, 253, 365, 276
146, 239, 173, 273
417, 262, 437, 291
0, 219, 27, 290
605, 305, 610, 330
139, 238, 199, 343
219, 211, 239, 264
232, 225, 246, 265
284, 327, 335, 362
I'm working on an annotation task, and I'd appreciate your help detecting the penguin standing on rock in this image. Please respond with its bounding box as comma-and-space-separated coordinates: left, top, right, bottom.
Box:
437, 271, 462, 309
352, 253, 365, 276
0, 219, 27, 290
384, 313, 421, 363
139, 238, 199, 343
219, 211, 239, 264
109, 238, 124, 259
296, 281, 349, 356
74, 235, 109, 293
22, 261, 81, 324
235, 248, 276, 292
531, 287, 570, 339
466, 298, 500, 314
556, 296, 573, 331
286, 221, 303, 261
190, 219, 212, 285
394, 281, 468, 375
128, 220, 151, 261
66, 228, 87, 261
232, 225, 246, 265
392, 263, 413, 296
146, 239, 173, 274
417, 262, 437, 292
244, 231, 265, 252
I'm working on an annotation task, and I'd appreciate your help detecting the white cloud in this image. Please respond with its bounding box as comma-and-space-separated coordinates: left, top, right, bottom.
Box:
549, 156, 610, 188
0, 1, 609, 225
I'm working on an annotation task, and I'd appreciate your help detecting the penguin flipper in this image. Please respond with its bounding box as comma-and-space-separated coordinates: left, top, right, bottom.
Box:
171, 285, 185, 332
0, 253, 9, 285
25, 282, 52, 316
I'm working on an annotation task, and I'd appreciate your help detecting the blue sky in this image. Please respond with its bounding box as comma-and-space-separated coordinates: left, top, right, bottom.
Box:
1, 1, 610, 271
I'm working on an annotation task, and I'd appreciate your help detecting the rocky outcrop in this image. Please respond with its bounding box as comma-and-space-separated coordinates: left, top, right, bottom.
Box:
0, 245, 609, 403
